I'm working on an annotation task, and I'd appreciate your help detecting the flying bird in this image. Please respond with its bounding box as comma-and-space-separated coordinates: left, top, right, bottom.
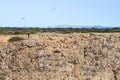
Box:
21, 17, 25, 20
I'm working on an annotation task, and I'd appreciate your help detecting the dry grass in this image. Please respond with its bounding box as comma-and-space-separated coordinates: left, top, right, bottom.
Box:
0, 33, 120, 80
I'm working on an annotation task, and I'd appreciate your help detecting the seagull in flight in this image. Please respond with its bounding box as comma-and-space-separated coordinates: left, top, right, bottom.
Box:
21, 17, 25, 20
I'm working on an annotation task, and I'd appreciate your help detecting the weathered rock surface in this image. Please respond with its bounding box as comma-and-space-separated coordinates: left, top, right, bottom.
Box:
0, 33, 120, 80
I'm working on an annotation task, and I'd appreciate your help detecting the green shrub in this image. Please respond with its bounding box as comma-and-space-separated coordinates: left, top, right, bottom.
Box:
0, 27, 120, 34
8, 36, 24, 42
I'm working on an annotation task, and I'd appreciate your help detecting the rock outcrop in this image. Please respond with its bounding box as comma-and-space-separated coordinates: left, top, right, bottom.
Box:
0, 33, 120, 80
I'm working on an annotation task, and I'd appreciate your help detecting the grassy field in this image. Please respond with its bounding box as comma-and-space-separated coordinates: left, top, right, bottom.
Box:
0, 27, 120, 34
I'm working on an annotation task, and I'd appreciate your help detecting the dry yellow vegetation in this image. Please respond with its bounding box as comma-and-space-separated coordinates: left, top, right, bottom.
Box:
0, 33, 120, 80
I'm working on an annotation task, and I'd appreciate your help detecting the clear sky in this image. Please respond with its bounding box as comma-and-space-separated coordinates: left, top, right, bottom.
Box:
0, 0, 120, 27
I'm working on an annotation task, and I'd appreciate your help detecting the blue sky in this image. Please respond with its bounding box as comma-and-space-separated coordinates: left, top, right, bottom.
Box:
0, 0, 120, 27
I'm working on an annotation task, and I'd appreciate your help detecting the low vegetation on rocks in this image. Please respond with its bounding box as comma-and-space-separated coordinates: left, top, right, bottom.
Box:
0, 33, 120, 80
8, 36, 25, 42
0, 27, 120, 34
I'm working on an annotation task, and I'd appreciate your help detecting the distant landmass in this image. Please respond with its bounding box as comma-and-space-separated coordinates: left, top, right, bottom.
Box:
47, 25, 117, 28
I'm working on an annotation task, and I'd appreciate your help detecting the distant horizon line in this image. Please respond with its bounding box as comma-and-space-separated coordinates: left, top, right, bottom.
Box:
0, 25, 120, 28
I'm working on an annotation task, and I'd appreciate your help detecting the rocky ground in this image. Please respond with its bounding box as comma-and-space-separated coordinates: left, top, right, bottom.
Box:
0, 33, 120, 80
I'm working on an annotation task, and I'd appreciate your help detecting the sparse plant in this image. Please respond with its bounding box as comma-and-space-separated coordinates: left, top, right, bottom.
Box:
8, 36, 24, 42
0, 77, 5, 80
53, 50, 60, 53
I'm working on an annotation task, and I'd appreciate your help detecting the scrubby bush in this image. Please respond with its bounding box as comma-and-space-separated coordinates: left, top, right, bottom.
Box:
8, 36, 24, 42
0, 27, 120, 34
